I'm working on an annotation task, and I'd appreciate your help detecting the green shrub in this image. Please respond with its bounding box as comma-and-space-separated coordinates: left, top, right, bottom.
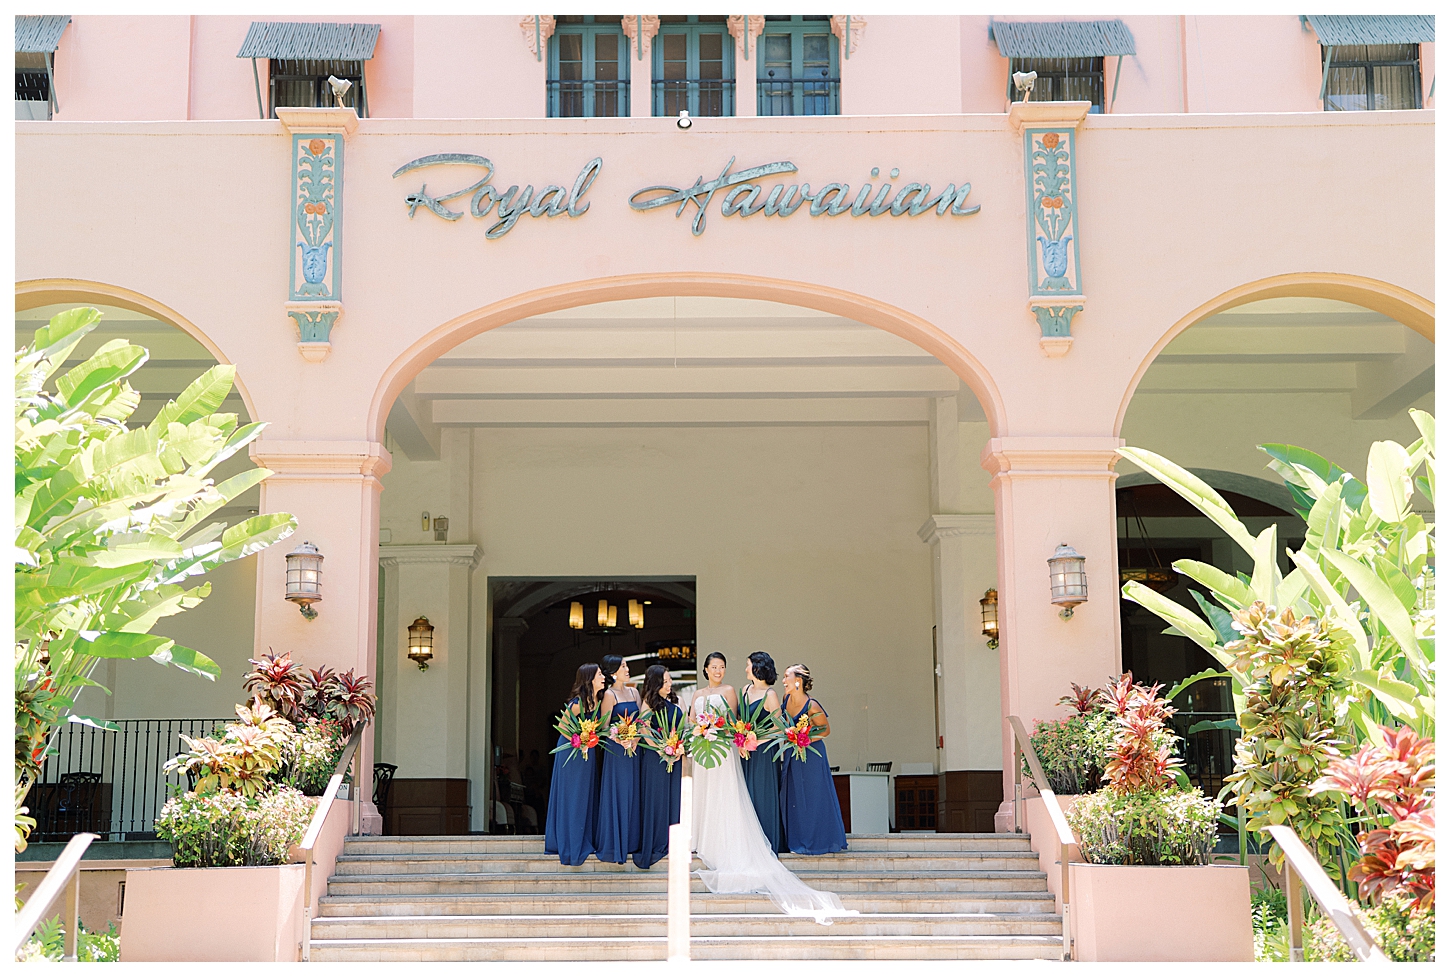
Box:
1026, 712, 1113, 794
1068, 786, 1220, 866
1251, 885, 1290, 962
156, 786, 313, 868
1305, 895, 1435, 962
16, 917, 120, 962
275, 718, 345, 796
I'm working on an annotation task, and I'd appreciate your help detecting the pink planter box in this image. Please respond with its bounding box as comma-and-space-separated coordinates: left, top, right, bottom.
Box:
120, 863, 306, 962
1070, 862, 1253, 961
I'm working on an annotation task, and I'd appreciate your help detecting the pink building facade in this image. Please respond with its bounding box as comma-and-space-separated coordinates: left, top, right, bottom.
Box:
17, 14, 1435, 839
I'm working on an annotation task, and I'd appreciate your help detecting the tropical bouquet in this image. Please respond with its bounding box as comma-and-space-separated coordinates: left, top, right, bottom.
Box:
551, 702, 603, 764
777, 712, 823, 762
729, 694, 786, 759
609, 711, 648, 757
687, 702, 732, 769
640, 707, 689, 773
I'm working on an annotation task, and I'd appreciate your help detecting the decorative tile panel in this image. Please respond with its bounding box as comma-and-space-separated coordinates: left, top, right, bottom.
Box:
1024, 127, 1081, 298
289, 132, 341, 302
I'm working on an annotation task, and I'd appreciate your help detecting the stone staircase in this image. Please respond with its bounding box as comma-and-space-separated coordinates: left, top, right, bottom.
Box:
309, 833, 1065, 961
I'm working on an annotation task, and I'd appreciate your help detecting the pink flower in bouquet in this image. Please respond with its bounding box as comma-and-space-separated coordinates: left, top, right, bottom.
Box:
571, 734, 582, 748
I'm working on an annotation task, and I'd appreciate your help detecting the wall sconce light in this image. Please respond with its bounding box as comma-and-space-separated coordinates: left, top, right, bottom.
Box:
432, 515, 449, 542
568, 601, 584, 630
628, 599, 644, 629
407, 616, 435, 670
285, 541, 324, 620
1048, 543, 1088, 620
979, 588, 999, 649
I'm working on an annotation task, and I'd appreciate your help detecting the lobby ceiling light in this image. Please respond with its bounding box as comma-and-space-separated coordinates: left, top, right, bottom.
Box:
980, 588, 999, 649
284, 541, 324, 620
407, 616, 434, 671
568, 601, 584, 630
569, 594, 643, 634
628, 599, 644, 629
1048, 544, 1088, 620
1120, 490, 1177, 594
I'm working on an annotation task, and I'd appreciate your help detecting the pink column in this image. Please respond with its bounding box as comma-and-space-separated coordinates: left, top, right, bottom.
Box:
729, 16, 764, 118
623, 15, 660, 119
251, 439, 392, 834
982, 436, 1123, 815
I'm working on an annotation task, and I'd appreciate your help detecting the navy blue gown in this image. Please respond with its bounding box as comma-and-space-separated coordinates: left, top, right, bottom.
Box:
594, 695, 642, 863
634, 701, 683, 869
780, 696, 848, 855
739, 693, 787, 853
543, 697, 599, 866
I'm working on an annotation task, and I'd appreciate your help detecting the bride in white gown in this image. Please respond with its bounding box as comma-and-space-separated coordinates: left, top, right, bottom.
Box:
688, 653, 854, 924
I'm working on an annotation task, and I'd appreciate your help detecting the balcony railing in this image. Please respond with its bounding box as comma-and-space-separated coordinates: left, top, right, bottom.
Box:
653, 79, 735, 118
546, 79, 630, 119
757, 75, 840, 116
28, 717, 230, 841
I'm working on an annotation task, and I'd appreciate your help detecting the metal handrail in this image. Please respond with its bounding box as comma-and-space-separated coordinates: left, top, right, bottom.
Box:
666, 769, 693, 961
13, 831, 98, 960
299, 722, 368, 963
1265, 825, 1388, 962
1007, 715, 1074, 961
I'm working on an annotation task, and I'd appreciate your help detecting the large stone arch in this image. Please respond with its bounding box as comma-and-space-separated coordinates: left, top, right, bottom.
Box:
1117, 468, 1297, 515
1114, 272, 1435, 435
15, 277, 261, 423
367, 271, 1007, 443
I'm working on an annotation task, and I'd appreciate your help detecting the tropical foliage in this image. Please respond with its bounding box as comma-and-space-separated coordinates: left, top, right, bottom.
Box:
13, 307, 297, 851
154, 785, 314, 868
15, 917, 121, 963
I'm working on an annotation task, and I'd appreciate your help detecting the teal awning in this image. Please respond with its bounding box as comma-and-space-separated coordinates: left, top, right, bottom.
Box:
237, 22, 381, 60
990, 20, 1136, 59
1304, 15, 1435, 46
15, 14, 71, 53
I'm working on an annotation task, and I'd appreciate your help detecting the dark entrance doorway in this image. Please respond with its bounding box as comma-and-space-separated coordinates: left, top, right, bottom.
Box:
488, 577, 697, 834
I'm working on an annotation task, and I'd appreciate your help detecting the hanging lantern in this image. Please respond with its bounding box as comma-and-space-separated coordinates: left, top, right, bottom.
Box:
606, 605, 618, 628
407, 616, 435, 670
598, 599, 609, 627
568, 602, 584, 630
285, 541, 324, 620
979, 588, 999, 649
628, 599, 643, 629
1048, 543, 1088, 619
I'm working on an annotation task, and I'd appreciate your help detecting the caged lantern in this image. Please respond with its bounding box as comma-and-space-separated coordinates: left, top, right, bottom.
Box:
407, 616, 435, 671
284, 541, 324, 620
979, 589, 999, 649
1048, 544, 1088, 619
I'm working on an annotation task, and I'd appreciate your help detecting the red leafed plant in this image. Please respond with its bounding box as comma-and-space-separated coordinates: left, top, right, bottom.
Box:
1101, 673, 1183, 793
1057, 682, 1102, 716
242, 650, 305, 723
299, 665, 340, 720
328, 670, 376, 736
1312, 726, 1435, 910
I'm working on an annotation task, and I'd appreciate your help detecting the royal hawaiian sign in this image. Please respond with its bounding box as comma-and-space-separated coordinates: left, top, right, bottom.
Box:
392, 154, 980, 237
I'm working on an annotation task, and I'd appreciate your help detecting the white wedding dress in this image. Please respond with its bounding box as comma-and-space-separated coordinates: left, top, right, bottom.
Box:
690, 692, 855, 924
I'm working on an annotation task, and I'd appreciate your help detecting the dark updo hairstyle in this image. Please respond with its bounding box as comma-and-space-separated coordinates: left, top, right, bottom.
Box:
786, 663, 813, 694
702, 651, 727, 673
601, 654, 624, 689
748, 651, 777, 685
568, 663, 601, 713
641, 664, 671, 712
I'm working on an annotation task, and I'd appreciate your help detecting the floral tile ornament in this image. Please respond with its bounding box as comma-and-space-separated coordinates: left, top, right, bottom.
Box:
1022, 123, 1086, 356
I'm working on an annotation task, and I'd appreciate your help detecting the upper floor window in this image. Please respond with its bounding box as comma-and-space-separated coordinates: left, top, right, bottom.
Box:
654, 15, 734, 118
1322, 45, 1422, 111
1007, 58, 1104, 112
757, 15, 839, 116
237, 22, 379, 120
15, 14, 70, 121
549, 16, 629, 118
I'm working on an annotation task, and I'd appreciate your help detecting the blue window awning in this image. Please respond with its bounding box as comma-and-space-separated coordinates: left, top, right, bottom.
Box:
990, 20, 1136, 59
15, 14, 71, 53
237, 22, 381, 61
1304, 15, 1434, 47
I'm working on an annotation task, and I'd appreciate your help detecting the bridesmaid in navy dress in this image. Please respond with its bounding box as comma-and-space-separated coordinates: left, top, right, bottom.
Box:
543, 663, 604, 865
633, 665, 682, 869
739, 651, 787, 853
593, 654, 642, 864
779, 663, 848, 855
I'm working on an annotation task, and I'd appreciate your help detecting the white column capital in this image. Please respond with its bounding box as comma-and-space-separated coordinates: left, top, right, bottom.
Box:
917, 513, 995, 544
378, 543, 482, 570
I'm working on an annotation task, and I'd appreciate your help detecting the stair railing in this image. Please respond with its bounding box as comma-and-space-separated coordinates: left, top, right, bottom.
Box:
1007, 715, 1074, 961
299, 721, 368, 963
12, 831, 98, 960
667, 769, 693, 961
1265, 824, 1387, 962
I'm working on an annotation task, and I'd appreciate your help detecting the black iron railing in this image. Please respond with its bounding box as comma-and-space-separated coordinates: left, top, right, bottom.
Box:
28, 717, 230, 841
546, 79, 630, 118
757, 75, 839, 116
653, 79, 735, 118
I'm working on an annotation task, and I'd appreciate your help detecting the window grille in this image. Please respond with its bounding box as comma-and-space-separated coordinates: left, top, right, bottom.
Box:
270, 58, 367, 117
15, 51, 50, 118
1322, 44, 1422, 111
1008, 57, 1105, 111
654, 15, 734, 117
548, 15, 629, 118
757, 15, 839, 117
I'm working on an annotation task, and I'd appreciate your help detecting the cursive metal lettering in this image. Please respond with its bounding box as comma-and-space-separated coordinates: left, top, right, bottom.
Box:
393, 155, 603, 238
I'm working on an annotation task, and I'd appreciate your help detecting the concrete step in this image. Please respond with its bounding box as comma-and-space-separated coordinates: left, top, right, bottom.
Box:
341, 833, 1033, 856
310, 934, 1065, 962
318, 890, 1058, 917
310, 912, 1065, 941
324, 869, 1050, 896
332, 851, 1041, 875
